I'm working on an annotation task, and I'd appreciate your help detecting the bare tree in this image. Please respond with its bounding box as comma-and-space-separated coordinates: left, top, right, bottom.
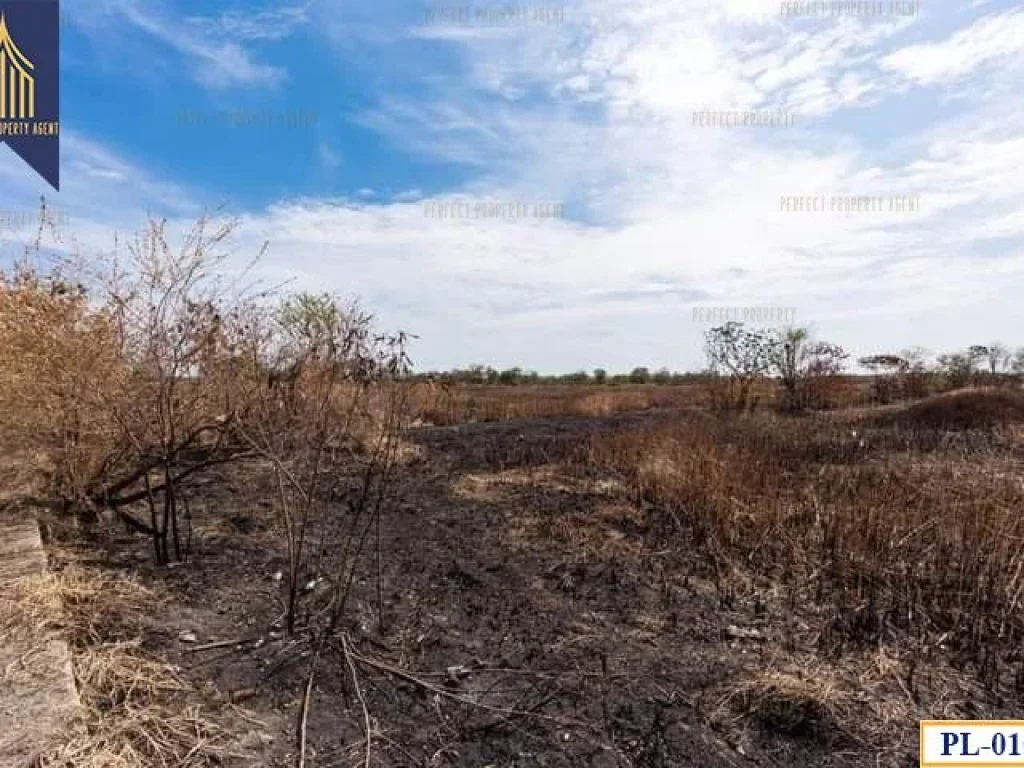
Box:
857, 349, 931, 403
899, 346, 932, 399
985, 342, 1011, 375
94, 217, 269, 562
937, 350, 977, 390
703, 322, 771, 411
767, 327, 848, 411
0, 216, 270, 561
858, 354, 906, 404
967, 345, 989, 376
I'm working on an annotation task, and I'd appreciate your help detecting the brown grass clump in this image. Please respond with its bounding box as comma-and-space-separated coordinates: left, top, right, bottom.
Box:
0, 566, 153, 646
873, 387, 1024, 431
706, 648, 992, 761
711, 665, 855, 744
46, 640, 230, 768
0, 559, 235, 768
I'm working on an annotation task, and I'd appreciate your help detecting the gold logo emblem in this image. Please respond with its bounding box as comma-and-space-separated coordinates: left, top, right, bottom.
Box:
0, 12, 36, 120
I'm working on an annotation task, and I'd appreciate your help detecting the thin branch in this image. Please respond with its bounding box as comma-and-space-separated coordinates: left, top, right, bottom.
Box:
342, 634, 373, 768
345, 646, 581, 728
295, 645, 321, 768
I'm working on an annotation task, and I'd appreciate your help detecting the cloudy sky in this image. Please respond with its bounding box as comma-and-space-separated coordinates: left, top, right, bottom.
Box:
1, 0, 1022, 373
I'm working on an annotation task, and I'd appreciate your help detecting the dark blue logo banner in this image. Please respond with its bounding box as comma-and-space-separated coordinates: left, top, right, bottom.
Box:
0, 0, 60, 190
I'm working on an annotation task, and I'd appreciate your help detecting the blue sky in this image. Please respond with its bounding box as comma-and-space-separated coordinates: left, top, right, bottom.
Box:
2, 0, 1024, 372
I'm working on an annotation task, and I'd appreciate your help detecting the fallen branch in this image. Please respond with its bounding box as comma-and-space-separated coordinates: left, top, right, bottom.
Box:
345, 645, 580, 728
185, 637, 249, 653
342, 633, 373, 768
295, 646, 321, 768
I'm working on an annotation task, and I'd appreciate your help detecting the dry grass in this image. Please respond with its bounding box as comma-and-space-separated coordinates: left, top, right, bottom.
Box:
580, 392, 1024, 687
409, 377, 935, 428
46, 644, 230, 768
705, 645, 993, 761
0, 558, 237, 768
871, 387, 1024, 431
710, 663, 856, 743
413, 383, 704, 425
0, 566, 152, 646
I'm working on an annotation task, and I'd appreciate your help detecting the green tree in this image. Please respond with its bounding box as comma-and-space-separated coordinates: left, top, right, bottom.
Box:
629, 367, 650, 384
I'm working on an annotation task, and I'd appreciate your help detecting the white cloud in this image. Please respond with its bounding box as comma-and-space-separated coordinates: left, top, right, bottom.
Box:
13, 0, 1024, 372
185, 5, 311, 42
881, 10, 1024, 86
71, 0, 288, 89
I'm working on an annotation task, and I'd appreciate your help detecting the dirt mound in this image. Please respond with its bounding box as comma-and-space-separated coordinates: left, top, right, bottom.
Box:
874, 388, 1024, 431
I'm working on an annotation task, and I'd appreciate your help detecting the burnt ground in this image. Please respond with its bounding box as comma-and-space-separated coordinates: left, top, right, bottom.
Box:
47, 409, 983, 767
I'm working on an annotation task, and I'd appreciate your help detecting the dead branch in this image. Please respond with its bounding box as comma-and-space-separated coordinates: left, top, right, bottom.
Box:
344, 645, 583, 729
342, 633, 373, 768
295, 646, 321, 768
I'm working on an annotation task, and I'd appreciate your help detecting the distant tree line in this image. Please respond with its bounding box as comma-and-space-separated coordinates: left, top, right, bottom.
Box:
409, 332, 1024, 414
858, 343, 1024, 403
410, 365, 707, 386
702, 322, 1024, 412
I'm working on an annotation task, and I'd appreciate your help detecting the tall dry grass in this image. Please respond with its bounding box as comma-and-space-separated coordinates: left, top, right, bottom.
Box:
413, 383, 705, 425
582, 392, 1024, 688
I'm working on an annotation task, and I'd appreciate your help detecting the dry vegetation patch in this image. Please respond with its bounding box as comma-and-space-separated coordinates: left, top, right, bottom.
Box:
0, 554, 242, 768
582, 405, 1024, 687
413, 383, 701, 426
871, 387, 1024, 431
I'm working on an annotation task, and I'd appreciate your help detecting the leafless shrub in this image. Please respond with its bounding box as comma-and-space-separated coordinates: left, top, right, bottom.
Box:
0, 212, 414, 586
236, 290, 413, 635
0, 215, 271, 563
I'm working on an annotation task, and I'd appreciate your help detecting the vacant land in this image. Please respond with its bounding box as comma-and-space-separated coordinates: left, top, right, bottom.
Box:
6, 384, 1024, 767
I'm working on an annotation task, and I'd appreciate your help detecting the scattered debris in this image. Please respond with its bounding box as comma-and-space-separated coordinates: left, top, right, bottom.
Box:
725, 625, 764, 641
